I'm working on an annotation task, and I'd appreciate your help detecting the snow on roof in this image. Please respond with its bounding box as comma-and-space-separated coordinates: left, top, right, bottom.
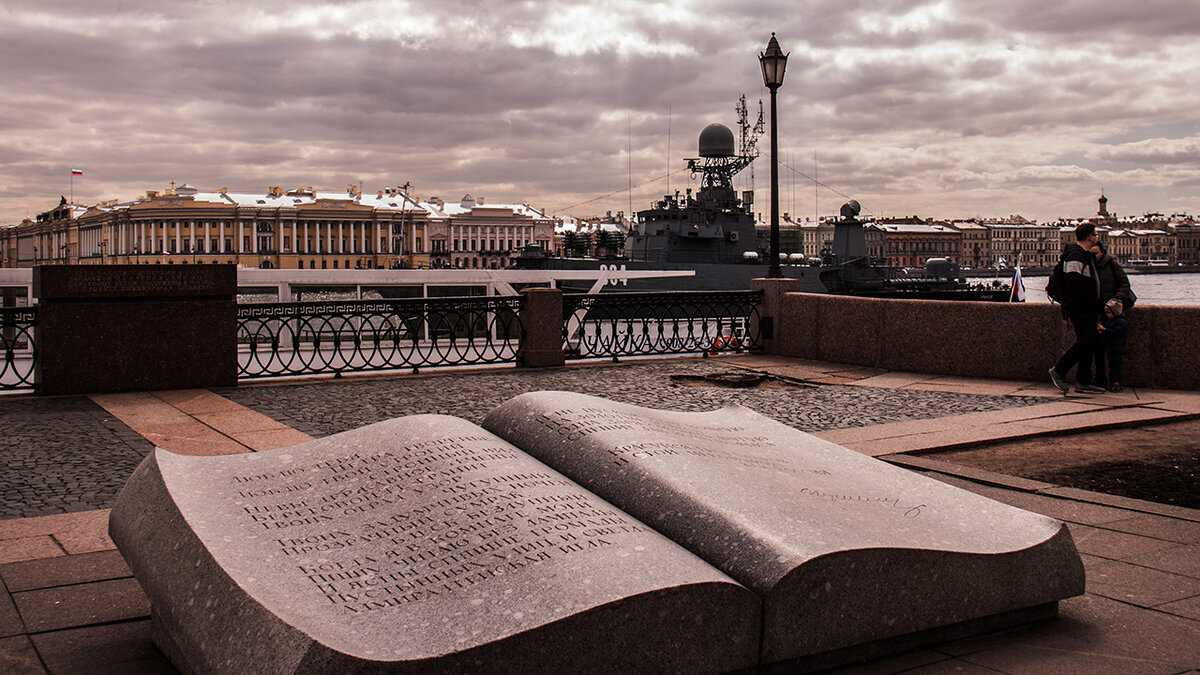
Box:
878, 223, 959, 234
424, 199, 549, 219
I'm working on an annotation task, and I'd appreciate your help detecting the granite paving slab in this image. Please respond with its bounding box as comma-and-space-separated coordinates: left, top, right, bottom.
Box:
0, 578, 24, 639
0, 550, 131, 593
1066, 524, 1180, 562
1158, 595, 1200, 622
29, 620, 166, 675
1099, 514, 1200, 544
1085, 559, 1200, 607
0, 635, 43, 674
952, 593, 1200, 673
11, 577, 149, 633
1123, 544, 1200, 579
0, 537, 64, 565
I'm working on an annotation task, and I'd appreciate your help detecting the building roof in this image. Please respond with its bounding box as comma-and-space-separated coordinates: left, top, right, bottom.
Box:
878, 223, 960, 234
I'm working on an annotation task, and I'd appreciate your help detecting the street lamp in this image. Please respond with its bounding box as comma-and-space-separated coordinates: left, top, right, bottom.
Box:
760, 33, 789, 278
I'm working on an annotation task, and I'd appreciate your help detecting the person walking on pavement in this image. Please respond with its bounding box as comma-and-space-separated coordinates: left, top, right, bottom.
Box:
1049, 223, 1106, 394
1091, 241, 1132, 392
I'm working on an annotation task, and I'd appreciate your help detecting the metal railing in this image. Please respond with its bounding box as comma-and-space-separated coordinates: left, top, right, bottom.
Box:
563, 291, 762, 360
237, 296, 523, 378
1, 307, 37, 391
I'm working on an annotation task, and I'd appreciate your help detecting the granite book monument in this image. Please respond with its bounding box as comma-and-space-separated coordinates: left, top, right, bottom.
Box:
110, 392, 1085, 673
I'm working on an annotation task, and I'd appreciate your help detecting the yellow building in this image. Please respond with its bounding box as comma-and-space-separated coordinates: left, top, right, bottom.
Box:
3, 184, 431, 270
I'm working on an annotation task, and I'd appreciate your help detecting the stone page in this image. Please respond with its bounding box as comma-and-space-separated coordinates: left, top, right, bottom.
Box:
109, 414, 760, 674
482, 392, 1085, 664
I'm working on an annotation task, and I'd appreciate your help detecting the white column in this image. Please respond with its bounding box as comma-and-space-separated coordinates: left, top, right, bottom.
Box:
338, 221, 344, 253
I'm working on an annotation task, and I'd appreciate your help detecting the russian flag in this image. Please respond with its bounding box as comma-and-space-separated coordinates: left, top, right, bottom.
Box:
1009, 263, 1027, 302
71, 169, 83, 176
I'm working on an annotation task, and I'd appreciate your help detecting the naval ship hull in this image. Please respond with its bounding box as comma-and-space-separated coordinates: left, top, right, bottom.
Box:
521, 257, 1013, 301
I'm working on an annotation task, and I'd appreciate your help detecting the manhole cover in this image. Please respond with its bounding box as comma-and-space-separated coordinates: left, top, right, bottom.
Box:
703, 373, 765, 388
670, 372, 805, 390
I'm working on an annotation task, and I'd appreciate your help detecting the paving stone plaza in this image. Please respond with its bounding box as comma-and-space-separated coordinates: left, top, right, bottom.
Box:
1, 355, 1198, 673
1, 359, 1037, 520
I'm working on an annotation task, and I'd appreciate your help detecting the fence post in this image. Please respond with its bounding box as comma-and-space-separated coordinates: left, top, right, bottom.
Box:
750, 278, 805, 355
517, 288, 565, 368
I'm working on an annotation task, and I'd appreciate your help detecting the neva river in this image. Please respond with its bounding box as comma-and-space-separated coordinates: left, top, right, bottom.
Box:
977, 272, 1200, 306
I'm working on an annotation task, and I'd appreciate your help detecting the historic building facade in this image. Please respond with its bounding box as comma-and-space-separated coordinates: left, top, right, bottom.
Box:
424, 195, 555, 270
878, 223, 961, 268
2, 184, 434, 270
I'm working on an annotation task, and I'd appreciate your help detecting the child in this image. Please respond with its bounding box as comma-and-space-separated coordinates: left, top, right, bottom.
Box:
1097, 298, 1127, 392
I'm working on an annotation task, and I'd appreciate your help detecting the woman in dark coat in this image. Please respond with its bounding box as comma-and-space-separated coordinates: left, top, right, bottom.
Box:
1092, 243, 1132, 391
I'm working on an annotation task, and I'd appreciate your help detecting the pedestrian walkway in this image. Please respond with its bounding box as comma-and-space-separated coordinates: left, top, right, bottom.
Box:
2, 355, 1198, 673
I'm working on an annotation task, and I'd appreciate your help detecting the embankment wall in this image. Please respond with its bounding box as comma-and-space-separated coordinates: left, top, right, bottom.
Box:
767, 289, 1199, 390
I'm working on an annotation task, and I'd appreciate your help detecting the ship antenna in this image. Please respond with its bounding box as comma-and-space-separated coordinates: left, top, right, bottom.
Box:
666, 106, 671, 195
735, 94, 765, 206
628, 113, 633, 223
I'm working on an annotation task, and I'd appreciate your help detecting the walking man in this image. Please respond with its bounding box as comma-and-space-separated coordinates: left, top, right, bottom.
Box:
1049, 223, 1106, 394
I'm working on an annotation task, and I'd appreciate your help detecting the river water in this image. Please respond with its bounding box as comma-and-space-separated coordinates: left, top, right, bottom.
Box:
973, 272, 1200, 306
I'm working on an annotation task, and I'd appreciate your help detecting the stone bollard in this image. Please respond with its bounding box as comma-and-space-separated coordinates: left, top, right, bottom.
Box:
750, 277, 805, 356
517, 287, 565, 368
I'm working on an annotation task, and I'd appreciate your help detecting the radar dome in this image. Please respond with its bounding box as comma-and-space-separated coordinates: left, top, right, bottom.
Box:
698, 124, 736, 158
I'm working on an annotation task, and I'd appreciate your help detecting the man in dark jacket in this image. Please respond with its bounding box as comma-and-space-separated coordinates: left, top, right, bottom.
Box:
1049, 223, 1105, 394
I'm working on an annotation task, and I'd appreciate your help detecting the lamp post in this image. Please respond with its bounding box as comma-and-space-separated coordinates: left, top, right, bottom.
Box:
759, 33, 789, 278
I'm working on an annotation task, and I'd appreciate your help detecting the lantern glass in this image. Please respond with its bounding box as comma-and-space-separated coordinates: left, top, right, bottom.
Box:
759, 34, 788, 88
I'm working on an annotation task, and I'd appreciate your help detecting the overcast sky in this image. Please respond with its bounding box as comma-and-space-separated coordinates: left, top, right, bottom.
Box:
3, 0, 1198, 225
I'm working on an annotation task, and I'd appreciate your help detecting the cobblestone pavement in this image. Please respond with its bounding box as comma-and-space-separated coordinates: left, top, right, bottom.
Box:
1, 360, 1040, 521
0, 396, 155, 519
217, 359, 1038, 438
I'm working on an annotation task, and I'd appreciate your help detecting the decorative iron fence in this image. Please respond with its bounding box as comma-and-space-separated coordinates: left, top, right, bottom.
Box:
563, 291, 762, 360
237, 297, 523, 378
0, 307, 37, 391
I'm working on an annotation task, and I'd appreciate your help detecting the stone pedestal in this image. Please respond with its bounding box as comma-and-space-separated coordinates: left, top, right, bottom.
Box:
517, 288, 565, 368
34, 265, 237, 395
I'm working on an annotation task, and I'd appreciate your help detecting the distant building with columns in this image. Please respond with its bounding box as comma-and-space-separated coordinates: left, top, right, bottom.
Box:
1, 185, 554, 271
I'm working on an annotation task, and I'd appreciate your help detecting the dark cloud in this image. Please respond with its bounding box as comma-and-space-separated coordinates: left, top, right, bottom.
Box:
2, 0, 1198, 223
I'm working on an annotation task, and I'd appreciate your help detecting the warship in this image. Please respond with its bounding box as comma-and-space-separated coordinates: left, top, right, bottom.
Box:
515, 119, 1012, 301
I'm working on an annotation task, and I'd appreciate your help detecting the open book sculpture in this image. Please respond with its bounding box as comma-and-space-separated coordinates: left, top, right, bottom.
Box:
110, 392, 1084, 673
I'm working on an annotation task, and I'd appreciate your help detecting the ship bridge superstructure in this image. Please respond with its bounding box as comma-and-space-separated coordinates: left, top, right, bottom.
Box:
629, 122, 761, 264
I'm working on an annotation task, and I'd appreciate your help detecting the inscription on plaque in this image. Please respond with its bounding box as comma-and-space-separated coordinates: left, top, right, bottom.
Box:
34, 264, 235, 300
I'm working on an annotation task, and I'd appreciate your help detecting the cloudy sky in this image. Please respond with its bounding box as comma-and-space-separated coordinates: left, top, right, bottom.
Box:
3, 0, 1198, 225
